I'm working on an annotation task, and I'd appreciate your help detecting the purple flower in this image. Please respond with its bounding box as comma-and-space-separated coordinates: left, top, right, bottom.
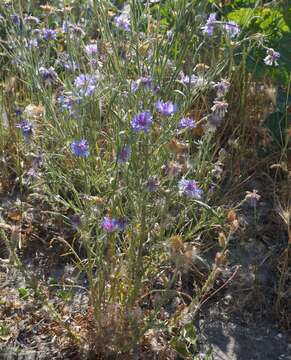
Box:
71, 139, 89, 157
146, 177, 159, 192
61, 21, 69, 34
116, 218, 127, 231
85, 43, 98, 56
15, 109, 22, 117
117, 146, 131, 163
16, 119, 34, 138
74, 73, 97, 96
114, 15, 131, 31
264, 48, 280, 66
131, 81, 140, 92
27, 167, 39, 179
178, 178, 203, 199
201, 13, 217, 36
27, 39, 39, 49
101, 216, 126, 232
180, 72, 198, 86
39, 66, 57, 84
101, 217, 119, 232
131, 77, 153, 92
155, 100, 177, 116
11, 14, 21, 26
223, 21, 240, 38
131, 111, 153, 133
178, 117, 196, 130
245, 190, 261, 207
58, 93, 80, 116
43, 28, 57, 41
214, 79, 230, 98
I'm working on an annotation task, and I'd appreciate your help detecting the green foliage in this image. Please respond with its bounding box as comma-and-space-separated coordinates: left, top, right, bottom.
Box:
18, 287, 30, 299
0, 325, 10, 337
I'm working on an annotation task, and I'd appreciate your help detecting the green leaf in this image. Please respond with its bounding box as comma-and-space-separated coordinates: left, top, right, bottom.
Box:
18, 287, 29, 299
170, 339, 192, 358
181, 322, 198, 346
227, 8, 255, 27
0, 325, 9, 337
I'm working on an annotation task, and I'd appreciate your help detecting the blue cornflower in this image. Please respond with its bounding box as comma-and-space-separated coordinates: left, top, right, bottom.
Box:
146, 177, 159, 192
58, 93, 80, 116
116, 218, 127, 231
39, 66, 57, 84
16, 119, 34, 138
155, 100, 177, 116
15, 109, 22, 117
101, 216, 126, 232
131, 111, 153, 133
178, 117, 196, 130
27, 39, 39, 49
223, 21, 240, 38
264, 48, 280, 66
43, 28, 57, 41
85, 43, 98, 56
180, 72, 198, 86
74, 73, 97, 96
114, 15, 131, 31
178, 178, 203, 199
130, 77, 153, 92
11, 14, 21, 27
71, 139, 89, 157
117, 146, 131, 163
201, 13, 217, 36
101, 217, 119, 232
214, 79, 230, 98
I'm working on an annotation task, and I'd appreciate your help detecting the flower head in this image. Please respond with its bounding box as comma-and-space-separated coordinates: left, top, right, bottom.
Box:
16, 119, 34, 138
130, 77, 153, 92
117, 146, 131, 163
58, 93, 80, 116
39, 66, 57, 84
214, 79, 230, 98
43, 28, 57, 41
71, 139, 89, 157
85, 43, 98, 56
146, 177, 159, 192
178, 178, 203, 199
131, 111, 153, 133
114, 15, 131, 31
101, 216, 126, 232
223, 21, 240, 38
264, 48, 280, 66
178, 117, 196, 130
180, 72, 198, 86
27, 39, 39, 49
11, 13, 20, 24
245, 190, 261, 207
74, 73, 97, 96
201, 13, 217, 36
211, 100, 228, 117
155, 100, 177, 116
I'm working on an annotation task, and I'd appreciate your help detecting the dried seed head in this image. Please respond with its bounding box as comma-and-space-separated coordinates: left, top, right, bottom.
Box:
169, 235, 184, 252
